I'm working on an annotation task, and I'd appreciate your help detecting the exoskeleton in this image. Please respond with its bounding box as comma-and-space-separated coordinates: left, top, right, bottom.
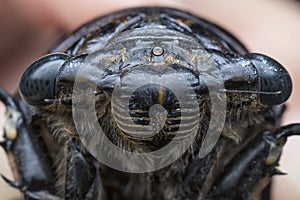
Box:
1, 7, 300, 200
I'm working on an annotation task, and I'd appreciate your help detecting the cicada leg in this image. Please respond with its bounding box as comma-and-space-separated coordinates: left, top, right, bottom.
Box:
58, 138, 106, 200
178, 122, 300, 200
212, 124, 300, 199
0, 86, 61, 200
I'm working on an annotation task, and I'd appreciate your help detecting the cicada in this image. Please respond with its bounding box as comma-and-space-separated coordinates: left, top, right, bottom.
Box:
1, 7, 299, 200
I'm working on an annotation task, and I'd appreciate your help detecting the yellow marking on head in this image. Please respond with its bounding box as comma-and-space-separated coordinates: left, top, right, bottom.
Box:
103, 55, 120, 64
165, 53, 175, 63
122, 48, 127, 62
192, 55, 203, 63
158, 85, 164, 105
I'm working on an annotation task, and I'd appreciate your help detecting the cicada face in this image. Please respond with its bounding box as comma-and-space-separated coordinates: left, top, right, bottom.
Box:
1, 7, 298, 200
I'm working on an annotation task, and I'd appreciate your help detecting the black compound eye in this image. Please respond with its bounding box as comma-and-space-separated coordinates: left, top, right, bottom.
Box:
19, 53, 69, 106
245, 53, 292, 106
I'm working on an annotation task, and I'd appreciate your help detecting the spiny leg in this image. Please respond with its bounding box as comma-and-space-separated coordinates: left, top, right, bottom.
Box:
210, 124, 300, 199
58, 138, 106, 200
0, 86, 60, 200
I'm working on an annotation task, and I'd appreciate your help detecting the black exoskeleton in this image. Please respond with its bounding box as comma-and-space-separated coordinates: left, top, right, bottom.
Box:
1, 7, 300, 200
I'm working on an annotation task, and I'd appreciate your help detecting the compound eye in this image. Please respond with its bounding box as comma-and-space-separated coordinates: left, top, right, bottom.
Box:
19, 53, 69, 106
245, 53, 292, 106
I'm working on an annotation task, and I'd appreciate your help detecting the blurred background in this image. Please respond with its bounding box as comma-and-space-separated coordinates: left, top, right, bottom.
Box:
0, 0, 300, 199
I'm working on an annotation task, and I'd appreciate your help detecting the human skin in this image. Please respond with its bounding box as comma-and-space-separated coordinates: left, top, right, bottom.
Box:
0, 0, 299, 199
